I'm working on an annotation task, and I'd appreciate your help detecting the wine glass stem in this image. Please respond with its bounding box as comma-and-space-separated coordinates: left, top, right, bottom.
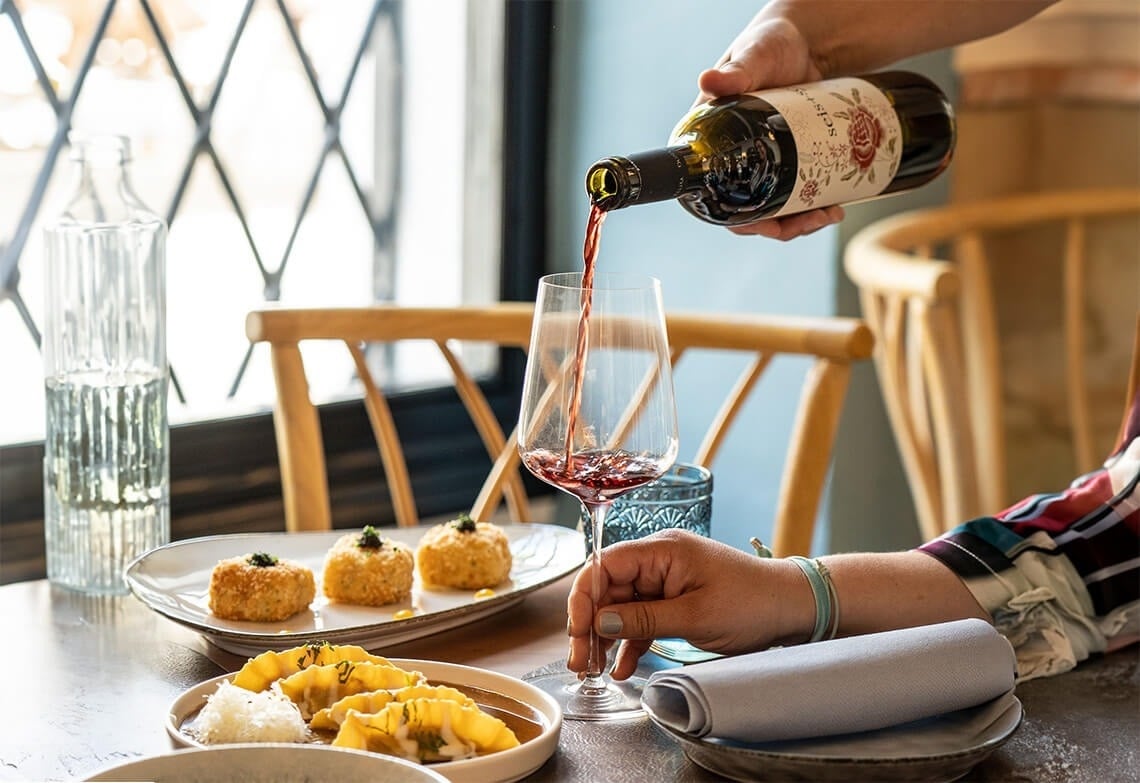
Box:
583, 500, 610, 687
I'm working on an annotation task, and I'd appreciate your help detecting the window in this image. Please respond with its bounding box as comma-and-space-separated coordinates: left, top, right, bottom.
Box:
0, 0, 553, 582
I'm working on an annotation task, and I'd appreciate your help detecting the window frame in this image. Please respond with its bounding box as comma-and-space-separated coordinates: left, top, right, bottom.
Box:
0, 0, 554, 583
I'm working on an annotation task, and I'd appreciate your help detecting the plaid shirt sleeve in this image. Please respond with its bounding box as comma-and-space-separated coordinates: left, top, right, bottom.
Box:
919, 387, 1140, 681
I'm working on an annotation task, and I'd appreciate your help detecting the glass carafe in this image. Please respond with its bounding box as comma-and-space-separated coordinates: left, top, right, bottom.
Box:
42, 133, 170, 594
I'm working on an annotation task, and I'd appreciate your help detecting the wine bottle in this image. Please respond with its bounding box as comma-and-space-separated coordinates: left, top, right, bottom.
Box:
585, 71, 955, 226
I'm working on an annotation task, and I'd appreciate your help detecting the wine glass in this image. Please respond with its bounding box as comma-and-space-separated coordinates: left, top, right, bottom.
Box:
518, 271, 678, 721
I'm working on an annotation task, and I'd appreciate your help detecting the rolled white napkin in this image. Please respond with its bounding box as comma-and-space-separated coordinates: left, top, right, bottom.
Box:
642, 618, 1016, 743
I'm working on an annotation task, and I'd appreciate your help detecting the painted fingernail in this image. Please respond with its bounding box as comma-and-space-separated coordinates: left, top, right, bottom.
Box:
599, 611, 623, 636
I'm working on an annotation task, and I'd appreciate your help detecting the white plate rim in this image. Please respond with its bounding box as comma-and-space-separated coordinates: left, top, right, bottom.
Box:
125, 523, 584, 654
85, 743, 450, 783
167, 658, 562, 783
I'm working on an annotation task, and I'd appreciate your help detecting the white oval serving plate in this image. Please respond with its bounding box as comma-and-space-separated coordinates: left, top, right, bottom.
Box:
125, 524, 584, 656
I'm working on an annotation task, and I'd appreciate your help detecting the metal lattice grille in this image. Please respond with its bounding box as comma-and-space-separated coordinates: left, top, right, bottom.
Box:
0, 0, 400, 411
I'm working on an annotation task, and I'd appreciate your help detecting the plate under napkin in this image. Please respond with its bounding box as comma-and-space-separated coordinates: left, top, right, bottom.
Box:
642, 618, 1016, 743
650, 691, 1023, 783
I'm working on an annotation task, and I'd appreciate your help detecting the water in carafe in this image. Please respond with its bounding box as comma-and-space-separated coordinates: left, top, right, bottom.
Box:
42, 134, 170, 594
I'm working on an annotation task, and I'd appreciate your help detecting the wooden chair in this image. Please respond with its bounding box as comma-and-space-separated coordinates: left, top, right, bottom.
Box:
246, 304, 873, 556
844, 188, 1140, 541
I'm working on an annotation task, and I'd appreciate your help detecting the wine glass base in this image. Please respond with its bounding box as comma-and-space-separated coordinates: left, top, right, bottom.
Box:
527, 671, 647, 721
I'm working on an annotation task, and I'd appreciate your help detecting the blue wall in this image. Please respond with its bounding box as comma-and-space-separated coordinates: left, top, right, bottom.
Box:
546, 0, 957, 554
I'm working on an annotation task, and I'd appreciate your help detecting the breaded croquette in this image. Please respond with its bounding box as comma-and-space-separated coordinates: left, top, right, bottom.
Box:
208, 552, 315, 622
322, 525, 414, 606
416, 514, 512, 590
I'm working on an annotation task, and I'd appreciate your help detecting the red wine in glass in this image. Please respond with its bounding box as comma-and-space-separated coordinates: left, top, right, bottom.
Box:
521, 448, 666, 505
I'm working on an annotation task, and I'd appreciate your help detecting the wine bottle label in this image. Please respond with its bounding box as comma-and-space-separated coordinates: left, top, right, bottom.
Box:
752, 77, 903, 217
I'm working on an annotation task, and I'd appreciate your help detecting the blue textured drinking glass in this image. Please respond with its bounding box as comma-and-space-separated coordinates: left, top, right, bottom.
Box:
580, 462, 723, 664
580, 462, 712, 550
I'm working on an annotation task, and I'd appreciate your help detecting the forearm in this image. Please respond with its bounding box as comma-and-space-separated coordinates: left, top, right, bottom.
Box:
576, 533, 993, 671
778, 550, 989, 643
756, 0, 1058, 76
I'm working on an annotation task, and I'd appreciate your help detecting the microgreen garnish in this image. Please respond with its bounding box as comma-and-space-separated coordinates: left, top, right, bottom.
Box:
357, 525, 383, 549
296, 641, 329, 669
247, 552, 278, 567
450, 513, 477, 533
418, 732, 446, 754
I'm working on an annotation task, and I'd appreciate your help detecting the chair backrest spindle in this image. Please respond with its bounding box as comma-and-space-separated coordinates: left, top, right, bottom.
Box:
248, 304, 874, 556
845, 187, 1140, 539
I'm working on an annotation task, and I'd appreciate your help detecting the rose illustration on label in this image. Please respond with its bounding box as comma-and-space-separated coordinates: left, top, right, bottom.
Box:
796, 164, 826, 206
799, 177, 821, 205
767, 78, 903, 217
846, 105, 883, 172
831, 87, 898, 188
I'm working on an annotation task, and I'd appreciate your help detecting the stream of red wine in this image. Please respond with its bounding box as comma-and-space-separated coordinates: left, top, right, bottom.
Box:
562, 203, 606, 469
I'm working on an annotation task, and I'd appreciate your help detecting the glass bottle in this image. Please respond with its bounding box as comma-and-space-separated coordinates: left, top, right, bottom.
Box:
586, 71, 955, 226
42, 133, 170, 594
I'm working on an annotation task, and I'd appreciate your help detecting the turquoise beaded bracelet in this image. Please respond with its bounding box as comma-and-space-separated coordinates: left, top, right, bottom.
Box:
788, 556, 832, 643
750, 538, 840, 643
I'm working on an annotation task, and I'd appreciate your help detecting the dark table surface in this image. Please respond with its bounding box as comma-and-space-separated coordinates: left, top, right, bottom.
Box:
1, 577, 1136, 782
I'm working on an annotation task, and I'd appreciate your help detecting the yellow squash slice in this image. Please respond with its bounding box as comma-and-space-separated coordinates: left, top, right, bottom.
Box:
311, 683, 477, 731
310, 690, 396, 731
233, 642, 393, 692
333, 699, 519, 762
277, 661, 425, 718
393, 684, 478, 708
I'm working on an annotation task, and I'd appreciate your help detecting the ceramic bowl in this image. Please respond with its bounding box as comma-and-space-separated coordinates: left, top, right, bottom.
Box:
84, 743, 449, 782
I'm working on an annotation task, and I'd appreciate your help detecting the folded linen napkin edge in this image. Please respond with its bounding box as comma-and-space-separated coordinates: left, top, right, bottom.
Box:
642, 618, 1016, 744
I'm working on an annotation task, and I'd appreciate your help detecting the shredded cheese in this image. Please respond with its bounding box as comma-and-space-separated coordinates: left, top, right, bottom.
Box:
193, 680, 309, 745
